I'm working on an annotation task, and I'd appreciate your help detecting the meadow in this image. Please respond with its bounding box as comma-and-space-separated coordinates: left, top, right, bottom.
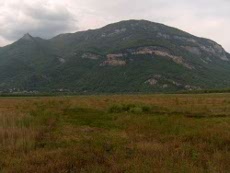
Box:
0, 94, 229, 173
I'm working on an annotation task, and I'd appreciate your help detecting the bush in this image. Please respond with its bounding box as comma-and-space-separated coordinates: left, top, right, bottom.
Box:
129, 107, 143, 114
142, 105, 152, 112
108, 104, 152, 114
108, 104, 124, 113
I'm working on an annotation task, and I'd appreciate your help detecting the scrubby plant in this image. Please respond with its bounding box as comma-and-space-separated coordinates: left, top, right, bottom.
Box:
108, 103, 152, 114
129, 107, 143, 114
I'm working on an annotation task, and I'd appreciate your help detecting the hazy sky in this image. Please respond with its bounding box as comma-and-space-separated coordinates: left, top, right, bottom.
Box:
0, 0, 230, 51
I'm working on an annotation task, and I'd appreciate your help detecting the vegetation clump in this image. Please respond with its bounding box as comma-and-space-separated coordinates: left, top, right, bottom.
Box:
108, 104, 153, 114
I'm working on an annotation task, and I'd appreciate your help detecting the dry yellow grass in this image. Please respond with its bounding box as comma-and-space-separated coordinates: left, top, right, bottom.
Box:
0, 111, 36, 152
0, 94, 229, 172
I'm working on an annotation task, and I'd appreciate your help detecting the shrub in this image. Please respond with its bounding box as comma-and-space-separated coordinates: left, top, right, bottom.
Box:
108, 104, 152, 114
129, 107, 143, 114
142, 105, 152, 112
108, 104, 124, 113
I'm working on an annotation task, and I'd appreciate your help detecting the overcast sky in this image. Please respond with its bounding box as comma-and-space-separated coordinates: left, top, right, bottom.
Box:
0, 0, 230, 51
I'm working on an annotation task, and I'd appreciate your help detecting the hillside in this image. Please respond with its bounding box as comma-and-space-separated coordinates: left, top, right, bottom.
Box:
0, 20, 230, 93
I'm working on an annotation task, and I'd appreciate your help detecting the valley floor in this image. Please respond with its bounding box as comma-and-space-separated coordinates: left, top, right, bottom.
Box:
0, 94, 230, 172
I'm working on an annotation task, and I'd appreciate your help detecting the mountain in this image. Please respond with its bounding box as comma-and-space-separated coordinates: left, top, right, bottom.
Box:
0, 19, 230, 93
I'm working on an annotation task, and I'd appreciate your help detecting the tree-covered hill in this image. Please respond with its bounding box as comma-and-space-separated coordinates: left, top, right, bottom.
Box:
0, 20, 230, 93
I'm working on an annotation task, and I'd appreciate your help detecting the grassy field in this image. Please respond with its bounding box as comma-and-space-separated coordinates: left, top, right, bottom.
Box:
0, 94, 230, 173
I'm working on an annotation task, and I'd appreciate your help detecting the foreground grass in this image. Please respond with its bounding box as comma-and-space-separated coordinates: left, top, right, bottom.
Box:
0, 94, 229, 173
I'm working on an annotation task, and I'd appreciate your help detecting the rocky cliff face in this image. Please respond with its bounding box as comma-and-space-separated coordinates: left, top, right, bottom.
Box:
0, 19, 230, 93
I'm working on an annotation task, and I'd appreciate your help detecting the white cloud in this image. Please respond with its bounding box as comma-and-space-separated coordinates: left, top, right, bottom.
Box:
0, 0, 229, 51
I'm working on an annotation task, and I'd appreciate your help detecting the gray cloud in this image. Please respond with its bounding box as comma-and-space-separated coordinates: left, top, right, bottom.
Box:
0, 0, 78, 43
0, 0, 229, 52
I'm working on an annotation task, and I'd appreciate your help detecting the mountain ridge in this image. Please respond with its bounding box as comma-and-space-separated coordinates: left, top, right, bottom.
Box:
8, 20, 228, 53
